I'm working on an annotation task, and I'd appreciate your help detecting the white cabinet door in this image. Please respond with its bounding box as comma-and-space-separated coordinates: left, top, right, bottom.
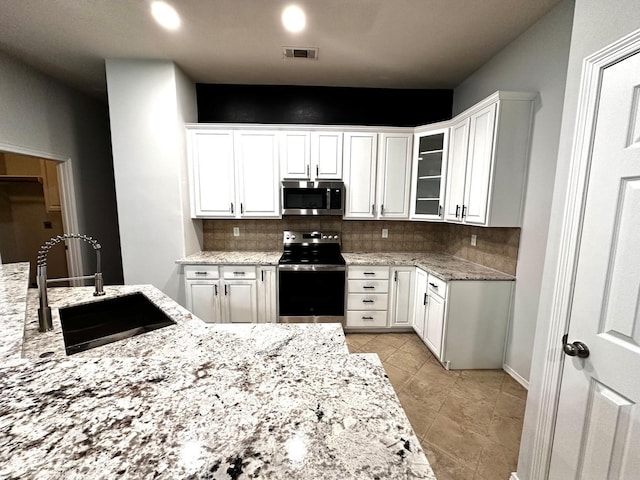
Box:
186, 281, 221, 323
389, 267, 415, 327
343, 132, 378, 219
411, 128, 448, 221
444, 119, 469, 222
463, 103, 496, 225
425, 291, 445, 360
378, 133, 412, 219
413, 269, 428, 338
223, 280, 258, 323
311, 131, 343, 179
257, 266, 277, 323
235, 131, 280, 218
280, 131, 311, 180
188, 130, 236, 218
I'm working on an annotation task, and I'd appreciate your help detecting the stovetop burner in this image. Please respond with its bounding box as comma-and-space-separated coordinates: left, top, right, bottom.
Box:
278, 231, 345, 266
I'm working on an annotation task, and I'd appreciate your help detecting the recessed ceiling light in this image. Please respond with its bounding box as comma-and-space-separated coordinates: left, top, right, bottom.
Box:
282, 5, 306, 33
151, 1, 181, 30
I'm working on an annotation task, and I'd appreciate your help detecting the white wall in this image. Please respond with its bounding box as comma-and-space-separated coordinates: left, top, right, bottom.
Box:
105, 59, 199, 303
518, 0, 640, 478
0, 50, 123, 284
452, 0, 574, 384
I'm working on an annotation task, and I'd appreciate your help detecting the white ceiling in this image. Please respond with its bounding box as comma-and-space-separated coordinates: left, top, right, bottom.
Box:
0, 0, 561, 96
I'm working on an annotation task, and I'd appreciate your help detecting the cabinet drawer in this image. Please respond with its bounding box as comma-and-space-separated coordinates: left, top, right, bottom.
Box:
348, 266, 390, 280
222, 266, 257, 280
185, 265, 219, 280
346, 311, 388, 328
347, 293, 388, 311
348, 279, 389, 294
427, 275, 447, 298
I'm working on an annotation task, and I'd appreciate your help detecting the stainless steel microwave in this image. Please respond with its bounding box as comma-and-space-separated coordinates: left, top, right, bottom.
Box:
282, 181, 345, 216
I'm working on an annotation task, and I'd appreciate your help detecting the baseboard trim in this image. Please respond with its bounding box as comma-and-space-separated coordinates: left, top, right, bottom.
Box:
503, 363, 529, 390
510, 473, 520, 480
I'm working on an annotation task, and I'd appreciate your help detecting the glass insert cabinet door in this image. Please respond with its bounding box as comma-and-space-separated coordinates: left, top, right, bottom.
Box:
410, 128, 449, 220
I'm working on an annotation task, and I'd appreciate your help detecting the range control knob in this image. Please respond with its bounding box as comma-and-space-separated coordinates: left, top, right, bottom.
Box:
322, 235, 327, 239
291, 235, 296, 239
333, 235, 339, 239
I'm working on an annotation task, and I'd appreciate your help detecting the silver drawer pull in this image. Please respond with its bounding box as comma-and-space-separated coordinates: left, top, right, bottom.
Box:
363, 285, 375, 289
195, 271, 208, 275
362, 316, 374, 320
362, 299, 374, 303
233, 271, 246, 275
363, 272, 376, 276
428, 282, 438, 289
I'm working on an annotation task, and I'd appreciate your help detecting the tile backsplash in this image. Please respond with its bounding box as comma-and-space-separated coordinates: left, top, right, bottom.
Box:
202, 219, 520, 275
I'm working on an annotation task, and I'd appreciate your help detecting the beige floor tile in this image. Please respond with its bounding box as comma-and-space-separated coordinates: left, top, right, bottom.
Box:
476, 438, 519, 480
385, 348, 431, 375
344, 333, 379, 348
424, 415, 488, 471
501, 374, 528, 400
399, 336, 433, 357
356, 337, 399, 361
373, 332, 413, 348
438, 388, 496, 436
382, 362, 413, 391
420, 438, 477, 480
397, 390, 439, 438
451, 375, 503, 404
494, 391, 526, 420
401, 372, 457, 412
459, 369, 505, 390
487, 412, 525, 454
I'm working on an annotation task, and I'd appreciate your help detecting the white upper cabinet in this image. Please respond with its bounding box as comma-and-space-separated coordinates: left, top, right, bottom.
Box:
187, 129, 236, 218
443, 92, 535, 227
280, 131, 311, 180
410, 127, 449, 221
343, 132, 378, 219
311, 131, 343, 180
377, 133, 413, 219
444, 118, 469, 222
234, 131, 280, 218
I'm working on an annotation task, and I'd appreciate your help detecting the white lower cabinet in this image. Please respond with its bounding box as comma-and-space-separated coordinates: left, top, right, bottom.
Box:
257, 266, 277, 323
413, 268, 513, 369
185, 264, 276, 324
389, 267, 415, 327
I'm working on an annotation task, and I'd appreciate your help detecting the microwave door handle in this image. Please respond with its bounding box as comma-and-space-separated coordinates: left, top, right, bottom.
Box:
326, 188, 331, 209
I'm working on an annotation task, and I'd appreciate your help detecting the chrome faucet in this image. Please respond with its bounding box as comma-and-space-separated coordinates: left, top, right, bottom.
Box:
36, 233, 105, 332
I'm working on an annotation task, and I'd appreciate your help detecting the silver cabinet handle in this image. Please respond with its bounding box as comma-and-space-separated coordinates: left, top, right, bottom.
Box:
224, 284, 228, 295
461, 205, 467, 219
214, 284, 218, 296
394, 271, 398, 282
455, 205, 460, 218
316, 165, 319, 177
363, 272, 376, 276
428, 282, 438, 289
261, 270, 264, 282
371, 204, 375, 215
381, 204, 385, 215
240, 203, 244, 214
231, 202, 234, 214
362, 316, 374, 320
438, 205, 442, 216
233, 271, 246, 276
362, 299, 374, 303
307, 165, 310, 177
363, 285, 375, 289
195, 271, 207, 276
423, 293, 427, 305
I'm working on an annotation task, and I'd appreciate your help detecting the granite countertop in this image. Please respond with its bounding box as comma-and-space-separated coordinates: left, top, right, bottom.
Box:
0, 263, 435, 479
176, 251, 282, 265
177, 250, 514, 281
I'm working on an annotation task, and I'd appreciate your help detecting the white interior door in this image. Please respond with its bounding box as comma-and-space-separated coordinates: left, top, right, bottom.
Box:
549, 51, 640, 479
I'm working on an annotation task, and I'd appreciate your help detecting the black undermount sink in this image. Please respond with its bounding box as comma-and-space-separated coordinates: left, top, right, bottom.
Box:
59, 292, 176, 355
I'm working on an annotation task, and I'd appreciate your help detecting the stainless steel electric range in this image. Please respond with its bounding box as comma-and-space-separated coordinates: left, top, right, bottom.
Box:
278, 231, 346, 325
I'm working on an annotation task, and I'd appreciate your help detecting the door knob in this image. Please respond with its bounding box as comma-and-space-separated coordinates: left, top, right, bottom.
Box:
562, 334, 590, 358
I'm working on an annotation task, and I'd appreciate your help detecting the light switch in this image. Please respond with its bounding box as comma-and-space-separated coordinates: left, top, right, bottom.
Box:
233, 227, 240, 237
382, 228, 389, 238
471, 234, 477, 246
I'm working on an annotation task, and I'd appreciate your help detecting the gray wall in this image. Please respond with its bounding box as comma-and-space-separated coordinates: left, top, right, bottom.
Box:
0, 50, 123, 284
518, 0, 640, 478
452, 0, 574, 384
105, 59, 199, 303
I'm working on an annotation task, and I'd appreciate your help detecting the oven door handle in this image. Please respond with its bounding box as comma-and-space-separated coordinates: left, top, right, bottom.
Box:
278, 264, 346, 272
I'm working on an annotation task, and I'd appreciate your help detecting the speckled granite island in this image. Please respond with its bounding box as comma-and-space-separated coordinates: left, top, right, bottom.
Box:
0, 263, 435, 479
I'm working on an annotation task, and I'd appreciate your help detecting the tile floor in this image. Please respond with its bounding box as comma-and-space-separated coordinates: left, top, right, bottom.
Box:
346, 332, 527, 480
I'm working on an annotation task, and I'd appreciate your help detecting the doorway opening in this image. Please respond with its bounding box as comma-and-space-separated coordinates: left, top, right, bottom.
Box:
0, 150, 78, 287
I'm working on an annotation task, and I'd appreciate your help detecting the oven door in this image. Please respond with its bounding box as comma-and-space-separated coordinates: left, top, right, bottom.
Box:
278, 265, 346, 323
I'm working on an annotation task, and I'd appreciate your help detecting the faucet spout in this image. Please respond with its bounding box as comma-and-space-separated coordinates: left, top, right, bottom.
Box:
36, 234, 105, 332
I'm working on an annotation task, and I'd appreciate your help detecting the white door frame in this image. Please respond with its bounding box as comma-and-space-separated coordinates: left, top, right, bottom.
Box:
0, 141, 83, 281
525, 28, 640, 479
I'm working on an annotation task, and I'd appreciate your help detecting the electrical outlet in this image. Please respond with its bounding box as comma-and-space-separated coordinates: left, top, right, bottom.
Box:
233, 227, 240, 237
382, 228, 389, 238
471, 234, 477, 246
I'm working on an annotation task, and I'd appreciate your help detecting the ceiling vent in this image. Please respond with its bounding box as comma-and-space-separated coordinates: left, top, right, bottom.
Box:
283, 47, 319, 60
